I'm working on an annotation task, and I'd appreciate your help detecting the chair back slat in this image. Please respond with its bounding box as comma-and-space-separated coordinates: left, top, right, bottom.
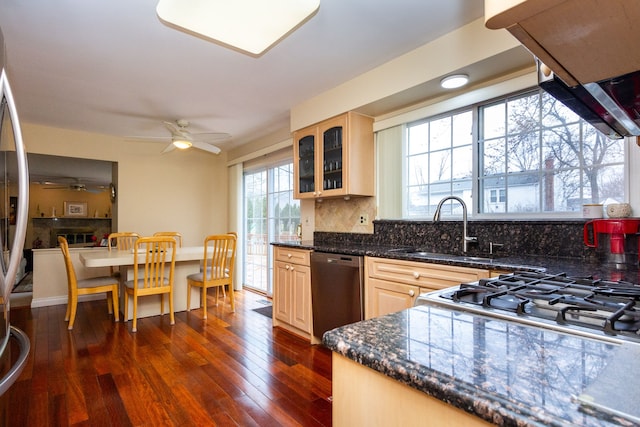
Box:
133, 237, 176, 289
153, 231, 183, 247
203, 234, 236, 283
108, 232, 140, 251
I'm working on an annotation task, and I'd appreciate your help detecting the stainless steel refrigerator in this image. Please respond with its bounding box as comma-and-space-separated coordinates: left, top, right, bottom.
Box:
0, 26, 31, 424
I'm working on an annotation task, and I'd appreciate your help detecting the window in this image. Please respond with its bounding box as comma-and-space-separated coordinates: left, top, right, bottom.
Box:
405, 110, 473, 217
404, 88, 626, 218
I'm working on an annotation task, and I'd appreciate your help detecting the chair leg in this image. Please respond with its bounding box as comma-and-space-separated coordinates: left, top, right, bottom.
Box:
229, 284, 235, 313
214, 287, 219, 306
67, 296, 78, 330
187, 281, 192, 311
169, 289, 175, 325
111, 286, 119, 322
132, 296, 138, 333
124, 291, 129, 322
65, 296, 72, 322
106, 295, 113, 315
202, 286, 208, 320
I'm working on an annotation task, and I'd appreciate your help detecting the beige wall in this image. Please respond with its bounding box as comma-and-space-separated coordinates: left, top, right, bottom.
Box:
22, 122, 229, 246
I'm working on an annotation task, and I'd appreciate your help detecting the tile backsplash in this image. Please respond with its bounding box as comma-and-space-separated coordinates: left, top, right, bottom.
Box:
314, 196, 375, 233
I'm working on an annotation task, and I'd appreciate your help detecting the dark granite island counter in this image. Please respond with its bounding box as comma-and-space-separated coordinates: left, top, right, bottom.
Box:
323, 305, 639, 427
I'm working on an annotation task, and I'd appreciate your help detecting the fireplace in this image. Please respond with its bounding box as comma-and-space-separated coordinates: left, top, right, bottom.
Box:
51, 227, 96, 247
31, 217, 111, 248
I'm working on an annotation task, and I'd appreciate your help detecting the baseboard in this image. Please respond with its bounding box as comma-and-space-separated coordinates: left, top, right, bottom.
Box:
31, 293, 106, 308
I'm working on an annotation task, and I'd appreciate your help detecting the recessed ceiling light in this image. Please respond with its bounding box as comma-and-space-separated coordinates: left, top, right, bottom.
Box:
156, 0, 320, 56
440, 74, 469, 89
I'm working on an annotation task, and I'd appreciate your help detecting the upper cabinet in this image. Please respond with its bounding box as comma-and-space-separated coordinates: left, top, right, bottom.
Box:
485, 0, 640, 86
293, 111, 374, 200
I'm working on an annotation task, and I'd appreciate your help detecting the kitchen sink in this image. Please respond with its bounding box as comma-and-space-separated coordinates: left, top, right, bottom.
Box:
387, 248, 493, 263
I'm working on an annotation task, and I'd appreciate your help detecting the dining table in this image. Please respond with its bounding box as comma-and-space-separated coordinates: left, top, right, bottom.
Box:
80, 246, 206, 321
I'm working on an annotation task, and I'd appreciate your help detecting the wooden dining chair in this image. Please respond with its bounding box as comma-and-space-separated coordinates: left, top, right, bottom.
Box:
202, 231, 238, 299
153, 231, 183, 247
107, 232, 140, 277
123, 236, 177, 332
58, 236, 119, 330
187, 234, 237, 319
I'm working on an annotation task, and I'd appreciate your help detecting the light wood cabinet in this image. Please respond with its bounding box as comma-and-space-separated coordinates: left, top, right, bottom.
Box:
272, 247, 313, 341
293, 111, 374, 200
365, 256, 490, 319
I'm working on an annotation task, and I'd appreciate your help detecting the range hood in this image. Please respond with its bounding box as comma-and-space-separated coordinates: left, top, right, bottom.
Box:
537, 60, 640, 139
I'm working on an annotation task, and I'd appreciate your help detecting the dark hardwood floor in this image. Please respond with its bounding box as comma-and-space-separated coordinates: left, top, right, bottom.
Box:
6, 290, 333, 426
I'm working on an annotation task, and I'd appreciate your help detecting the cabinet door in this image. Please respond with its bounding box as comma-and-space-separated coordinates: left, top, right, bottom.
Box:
318, 114, 347, 198
293, 125, 318, 199
273, 261, 292, 324
290, 264, 312, 333
367, 277, 419, 319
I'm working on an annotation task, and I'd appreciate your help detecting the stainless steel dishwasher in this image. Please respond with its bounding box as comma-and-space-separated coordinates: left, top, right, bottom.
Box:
310, 252, 364, 340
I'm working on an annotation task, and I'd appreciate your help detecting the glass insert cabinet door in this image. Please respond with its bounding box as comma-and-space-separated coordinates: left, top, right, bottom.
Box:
296, 133, 316, 196
322, 126, 343, 192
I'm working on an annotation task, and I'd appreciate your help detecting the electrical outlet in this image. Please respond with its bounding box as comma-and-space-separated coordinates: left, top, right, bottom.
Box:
359, 213, 369, 225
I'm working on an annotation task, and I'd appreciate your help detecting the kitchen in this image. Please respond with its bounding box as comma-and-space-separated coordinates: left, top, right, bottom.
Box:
2, 0, 640, 426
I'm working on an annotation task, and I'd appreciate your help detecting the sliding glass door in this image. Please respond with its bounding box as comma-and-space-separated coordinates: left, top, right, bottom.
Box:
244, 162, 299, 295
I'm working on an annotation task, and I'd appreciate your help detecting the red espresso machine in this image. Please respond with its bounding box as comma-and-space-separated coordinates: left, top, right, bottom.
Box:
584, 219, 640, 269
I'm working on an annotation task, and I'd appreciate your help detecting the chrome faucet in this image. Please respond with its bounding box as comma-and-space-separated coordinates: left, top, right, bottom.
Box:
433, 196, 477, 253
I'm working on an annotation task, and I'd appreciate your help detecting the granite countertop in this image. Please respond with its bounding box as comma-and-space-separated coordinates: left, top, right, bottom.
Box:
271, 240, 640, 282
323, 305, 640, 426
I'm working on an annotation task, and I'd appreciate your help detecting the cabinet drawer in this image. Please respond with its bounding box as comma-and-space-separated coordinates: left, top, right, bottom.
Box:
366, 256, 489, 290
274, 247, 311, 266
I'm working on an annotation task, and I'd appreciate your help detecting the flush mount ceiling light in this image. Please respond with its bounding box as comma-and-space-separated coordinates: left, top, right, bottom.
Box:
156, 0, 321, 56
440, 74, 469, 89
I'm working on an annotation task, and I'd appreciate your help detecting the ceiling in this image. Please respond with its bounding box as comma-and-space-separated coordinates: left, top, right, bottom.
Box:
0, 1, 536, 186
0, 0, 489, 149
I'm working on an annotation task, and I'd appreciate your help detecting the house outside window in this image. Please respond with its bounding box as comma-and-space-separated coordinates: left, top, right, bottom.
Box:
404, 88, 626, 218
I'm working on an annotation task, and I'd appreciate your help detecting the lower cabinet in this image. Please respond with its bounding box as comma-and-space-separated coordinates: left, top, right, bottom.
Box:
272, 247, 314, 342
365, 256, 490, 319
367, 277, 420, 319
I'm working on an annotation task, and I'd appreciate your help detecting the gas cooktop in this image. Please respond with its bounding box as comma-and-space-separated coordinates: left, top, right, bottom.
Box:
416, 271, 640, 345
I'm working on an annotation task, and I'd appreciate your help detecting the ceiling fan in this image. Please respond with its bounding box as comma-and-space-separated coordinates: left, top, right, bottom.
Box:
40, 178, 106, 194
146, 119, 231, 155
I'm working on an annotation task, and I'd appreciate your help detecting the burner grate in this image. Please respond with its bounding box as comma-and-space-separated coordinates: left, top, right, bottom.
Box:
438, 271, 640, 341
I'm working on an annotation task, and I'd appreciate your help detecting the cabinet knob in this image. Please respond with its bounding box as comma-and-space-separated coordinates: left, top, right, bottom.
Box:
290, 266, 295, 272
285, 265, 290, 270
287, 253, 292, 258
413, 272, 420, 279
408, 290, 415, 297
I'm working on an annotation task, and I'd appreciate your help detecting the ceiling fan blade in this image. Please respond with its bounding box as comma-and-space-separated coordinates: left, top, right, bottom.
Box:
161, 142, 176, 154
163, 121, 181, 135
124, 135, 171, 142
192, 141, 221, 155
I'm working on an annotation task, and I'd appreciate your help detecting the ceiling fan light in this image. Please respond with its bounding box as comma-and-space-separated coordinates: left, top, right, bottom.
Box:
172, 139, 192, 149
156, 0, 320, 56
440, 74, 469, 89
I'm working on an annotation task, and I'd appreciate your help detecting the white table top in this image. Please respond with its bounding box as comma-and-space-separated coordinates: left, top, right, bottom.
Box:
80, 246, 205, 268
